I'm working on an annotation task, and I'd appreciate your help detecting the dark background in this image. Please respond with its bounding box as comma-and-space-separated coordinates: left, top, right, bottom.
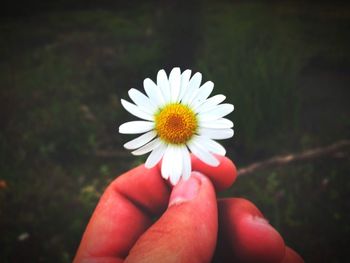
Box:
1, 0, 349, 262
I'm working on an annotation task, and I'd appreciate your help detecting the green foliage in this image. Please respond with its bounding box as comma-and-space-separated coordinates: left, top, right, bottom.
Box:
197, 3, 304, 153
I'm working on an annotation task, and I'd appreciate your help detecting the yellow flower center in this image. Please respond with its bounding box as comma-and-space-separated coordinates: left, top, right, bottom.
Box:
155, 103, 198, 144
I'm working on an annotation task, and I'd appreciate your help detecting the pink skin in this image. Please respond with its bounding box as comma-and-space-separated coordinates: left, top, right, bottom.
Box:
74, 156, 304, 263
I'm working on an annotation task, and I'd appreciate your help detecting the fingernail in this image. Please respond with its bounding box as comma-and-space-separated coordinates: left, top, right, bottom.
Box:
169, 172, 202, 207
252, 215, 269, 225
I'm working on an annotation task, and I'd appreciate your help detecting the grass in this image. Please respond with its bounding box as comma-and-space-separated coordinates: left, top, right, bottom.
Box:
197, 3, 304, 156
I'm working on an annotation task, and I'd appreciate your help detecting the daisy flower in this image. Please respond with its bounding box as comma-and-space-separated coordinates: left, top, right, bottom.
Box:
119, 68, 234, 185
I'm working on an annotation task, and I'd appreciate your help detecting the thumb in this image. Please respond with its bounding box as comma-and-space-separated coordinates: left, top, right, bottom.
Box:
125, 172, 218, 263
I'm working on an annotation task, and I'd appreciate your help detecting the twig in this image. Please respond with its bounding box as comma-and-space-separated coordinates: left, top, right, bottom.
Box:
237, 140, 350, 176
94, 140, 350, 173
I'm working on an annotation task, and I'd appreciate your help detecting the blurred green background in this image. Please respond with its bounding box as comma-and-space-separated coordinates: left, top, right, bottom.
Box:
1, 1, 349, 262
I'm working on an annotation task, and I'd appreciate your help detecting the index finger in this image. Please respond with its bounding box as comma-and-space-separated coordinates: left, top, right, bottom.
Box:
74, 164, 168, 263
74, 155, 236, 263
192, 154, 237, 190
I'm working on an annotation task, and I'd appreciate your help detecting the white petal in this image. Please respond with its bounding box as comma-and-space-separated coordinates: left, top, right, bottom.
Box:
143, 78, 164, 106
194, 94, 226, 112
190, 81, 214, 108
157, 69, 171, 102
181, 72, 202, 104
187, 139, 219, 166
128, 88, 157, 114
123, 130, 157, 150
145, 142, 167, 168
121, 99, 154, 121
169, 146, 183, 185
192, 135, 226, 156
119, 121, 154, 134
169, 67, 181, 102
199, 118, 234, 129
198, 104, 234, 121
161, 146, 173, 180
181, 146, 191, 180
198, 128, 234, 140
131, 138, 161, 156
178, 69, 192, 102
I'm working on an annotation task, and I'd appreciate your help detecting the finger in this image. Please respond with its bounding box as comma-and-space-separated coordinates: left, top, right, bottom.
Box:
74, 165, 170, 263
281, 247, 304, 263
74, 156, 236, 262
125, 172, 217, 263
191, 154, 237, 190
213, 198, 286, 263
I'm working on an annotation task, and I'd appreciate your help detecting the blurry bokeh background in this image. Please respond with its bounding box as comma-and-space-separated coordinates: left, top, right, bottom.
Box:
1, 0, 349, 262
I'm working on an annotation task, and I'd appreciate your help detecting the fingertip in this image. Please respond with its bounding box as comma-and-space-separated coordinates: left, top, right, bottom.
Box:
192, 154, 237, 190
237, 214, 285, 263
281, 247, 304, 263
168, 172, 202, 207
217, 198, 285, 263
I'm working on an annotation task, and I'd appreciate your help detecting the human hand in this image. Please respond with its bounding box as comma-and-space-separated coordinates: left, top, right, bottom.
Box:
74, 155, 304, 263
